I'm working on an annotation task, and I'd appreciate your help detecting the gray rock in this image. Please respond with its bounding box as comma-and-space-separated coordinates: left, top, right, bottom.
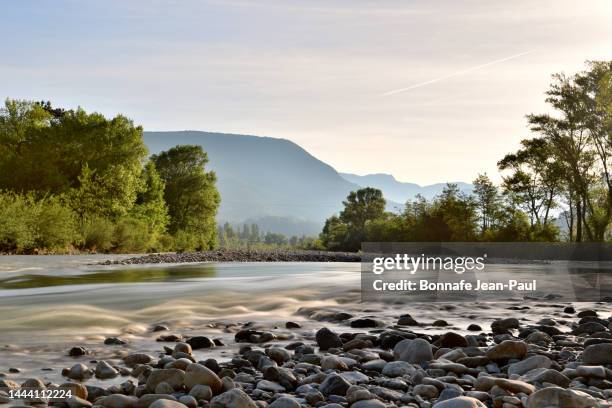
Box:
381, 361, 416, 377
520, 368, 570, 387
437, 389, 462, 402
575, 365, 606, 378
351, 400, 386, 408
189, 384, 213, 401
154, 382, 175, 395
582, 343, 612, 365
66, 363, 92, 381
268, 397, 301, 408
124, 353, 154, 367
320, 374, 351, 396
393, 338, 433, 364
507, 355, 551, 376
95, 360, 119, 379
339, 371, 369, 384
413, 384, 439, 399
527, 387, 599, 408
210, 389, 258, 408
256, 380, 285, 393
178, 395, 197, 408
149, 400, 188, 408
432, 396, 487, 408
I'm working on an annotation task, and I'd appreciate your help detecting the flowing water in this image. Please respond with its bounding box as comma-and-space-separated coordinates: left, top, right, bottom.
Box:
0, 255, 609, 387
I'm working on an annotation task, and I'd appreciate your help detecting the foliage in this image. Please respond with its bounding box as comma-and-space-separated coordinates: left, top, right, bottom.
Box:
152, 145, 220, 251
0, 100, 220, 253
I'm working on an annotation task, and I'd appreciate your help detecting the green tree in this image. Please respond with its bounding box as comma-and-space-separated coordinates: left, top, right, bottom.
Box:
472, 174, 501, 235
152, 145, 220, 250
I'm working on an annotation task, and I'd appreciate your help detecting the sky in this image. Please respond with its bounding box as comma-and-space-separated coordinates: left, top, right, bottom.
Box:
2, 0, 611, 184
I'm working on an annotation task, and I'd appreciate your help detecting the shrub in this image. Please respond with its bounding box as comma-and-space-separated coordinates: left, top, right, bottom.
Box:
80, 216, 114, 252
113, 216, 151, 253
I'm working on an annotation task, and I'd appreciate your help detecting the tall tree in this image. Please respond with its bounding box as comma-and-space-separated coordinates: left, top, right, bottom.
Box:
152, 145, 220, 250
472, 174, 500, 235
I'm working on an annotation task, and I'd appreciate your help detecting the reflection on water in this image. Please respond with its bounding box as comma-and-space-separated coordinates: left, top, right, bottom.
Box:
0, 264, 218, 289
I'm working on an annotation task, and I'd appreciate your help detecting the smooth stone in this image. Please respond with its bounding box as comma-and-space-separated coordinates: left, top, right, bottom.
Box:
210, 389, 258, 408
437, 388, 462, 402
339, 371, 369, 384
393, 338, 433, 364
256, 380, 285, 393
154, 382, 175, 395
268, 397, 301, 408
351, 400, 387, 408
491, 318, 519, 334
381, 361, 416, 377
507, 355, 552, 376
185, 363, 222, 393
398, 314, 419, 326
149, 400, 188, 408
100, 394, 139, 408
136, 395, 178, 408
486, 340, 527, 361
186, 336, 215, 350
321, 355, 348, 371
432, 396, 487, 408
413, 384, 439, 399
582, 343, 612, 365
66, 396, 93, 408
189, 384, 213, 401
320, 374, 351, 396
66, 363, 92, 380
146, 369, 185, 392
575, 365, 606, 378
178, 396, 197, 408
527, 387, 599, 408
95, 360, 119, 379
520, 368, 570, 387
438, 332, 468, 348
316, 328, 342, 350
124, 353, 154, 367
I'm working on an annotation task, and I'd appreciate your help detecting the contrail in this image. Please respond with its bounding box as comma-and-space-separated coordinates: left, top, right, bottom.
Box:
381, 50, 534, 96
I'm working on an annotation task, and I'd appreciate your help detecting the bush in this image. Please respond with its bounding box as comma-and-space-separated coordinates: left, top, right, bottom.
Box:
0, 192, 37, 252
80, 216, 114, 252
113, 216, 151, 253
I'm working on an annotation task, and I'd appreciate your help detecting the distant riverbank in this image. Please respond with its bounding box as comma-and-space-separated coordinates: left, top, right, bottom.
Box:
100, 249, 362, 265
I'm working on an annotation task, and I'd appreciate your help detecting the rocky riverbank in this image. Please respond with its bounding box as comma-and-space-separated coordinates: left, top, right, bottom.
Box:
100, 250, 362, 265
2, 304, 611, 408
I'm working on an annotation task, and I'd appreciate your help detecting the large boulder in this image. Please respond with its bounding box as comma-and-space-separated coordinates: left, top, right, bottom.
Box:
393, 338, 433, 364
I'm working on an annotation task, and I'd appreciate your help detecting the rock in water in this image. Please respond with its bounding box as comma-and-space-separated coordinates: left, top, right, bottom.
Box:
582, 343, 612, 365
432, 396, 487, 408
210, 389, 258, 408
393, 338, 433, 364
95, 360, 119, 379
186, 336, 215, 349
316, 328, 342, 350
527, 387, 599, 408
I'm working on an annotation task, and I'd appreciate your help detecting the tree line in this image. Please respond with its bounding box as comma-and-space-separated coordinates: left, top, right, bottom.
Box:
320, 61, 612, 251
217, 222, 318, 250
0, 100, 220, 253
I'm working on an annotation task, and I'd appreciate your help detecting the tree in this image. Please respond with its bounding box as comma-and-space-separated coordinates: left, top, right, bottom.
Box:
472, 174, 501, 235
152, 145, 220, 250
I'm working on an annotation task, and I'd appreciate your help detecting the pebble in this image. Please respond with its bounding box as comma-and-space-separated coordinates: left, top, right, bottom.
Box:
393, 338, 433, 364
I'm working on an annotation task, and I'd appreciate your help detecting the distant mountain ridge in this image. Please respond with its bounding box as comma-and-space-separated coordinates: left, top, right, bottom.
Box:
340, 173, 473, 204
143, 131, 471, 236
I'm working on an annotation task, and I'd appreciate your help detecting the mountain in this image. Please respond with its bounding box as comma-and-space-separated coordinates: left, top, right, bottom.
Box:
143, 131, 360, 236
340, 173, 473, 204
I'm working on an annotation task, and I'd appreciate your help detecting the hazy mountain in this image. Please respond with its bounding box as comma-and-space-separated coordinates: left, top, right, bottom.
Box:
340, 173, 473, 204
144, 131, 360, 235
